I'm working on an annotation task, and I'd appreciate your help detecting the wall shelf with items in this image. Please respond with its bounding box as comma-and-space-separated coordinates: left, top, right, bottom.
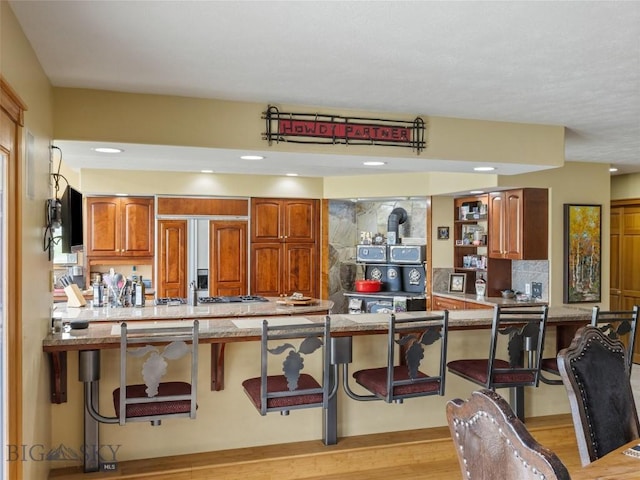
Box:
454, 195, 488, 294
453, 195, 511, 296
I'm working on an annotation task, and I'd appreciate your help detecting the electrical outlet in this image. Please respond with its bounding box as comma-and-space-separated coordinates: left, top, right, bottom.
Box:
532, 282, 543, 299
525, 283, 531, 295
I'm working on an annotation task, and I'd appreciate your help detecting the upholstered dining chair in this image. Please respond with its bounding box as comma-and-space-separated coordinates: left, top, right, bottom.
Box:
447, 305, 549, 392
242, 317, 333, 415
446, 389, 571, 480
540, 304, 639, 385
345, 311, 448, 403
112, 320, 199, 426
557, 325, 640, 466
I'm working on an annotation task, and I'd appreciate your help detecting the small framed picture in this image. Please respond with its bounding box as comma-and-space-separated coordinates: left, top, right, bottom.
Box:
455, 239, 464, 246
448, 273, 467, 293
437, 226, 449, 240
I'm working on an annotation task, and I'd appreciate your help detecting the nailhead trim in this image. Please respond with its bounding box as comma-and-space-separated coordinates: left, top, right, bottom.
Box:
570, 336, 625, 459
453, 410, 548, 479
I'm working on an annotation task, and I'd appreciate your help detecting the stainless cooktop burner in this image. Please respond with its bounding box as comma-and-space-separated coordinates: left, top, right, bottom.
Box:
198, 295, 269, 304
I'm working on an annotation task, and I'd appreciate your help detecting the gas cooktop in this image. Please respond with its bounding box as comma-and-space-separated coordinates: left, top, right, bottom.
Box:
154, 297, 187, 306
198, 295, 269, 304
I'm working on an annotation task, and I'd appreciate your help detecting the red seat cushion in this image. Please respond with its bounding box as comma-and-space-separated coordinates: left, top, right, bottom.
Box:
113, 381, 193, 419
447, 359, 535, 386
242, 374, 323, 411
353, 366, 441, 397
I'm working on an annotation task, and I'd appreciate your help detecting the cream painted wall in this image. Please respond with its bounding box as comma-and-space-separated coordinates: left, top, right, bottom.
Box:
430, 196, 454, 268
53, 88, 565, 168
79, 169, 323, 198
611, 172, 640, 200
1, 2, 55, 479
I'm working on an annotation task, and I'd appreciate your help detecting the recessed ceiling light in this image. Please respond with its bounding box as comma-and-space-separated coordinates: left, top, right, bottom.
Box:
240, 155, 264, 160
115, 193, 128, 196
473, 166, 496, 172
470, 190, 485, 194
363, 161, 386, 166
93, 147, 123, 153
200, 169, 214, 173
609, 167, 618, 172
285, 173, 299, 177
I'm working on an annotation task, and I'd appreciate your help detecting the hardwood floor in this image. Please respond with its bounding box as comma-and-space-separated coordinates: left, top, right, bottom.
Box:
48, 414, 582, 480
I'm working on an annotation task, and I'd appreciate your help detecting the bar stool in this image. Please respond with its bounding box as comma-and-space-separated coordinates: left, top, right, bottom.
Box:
343, 312, 448, 403
112, 320, 199, 425
242, 317, 333, 415
447, 305, 549, 416
540, 305, 639, 384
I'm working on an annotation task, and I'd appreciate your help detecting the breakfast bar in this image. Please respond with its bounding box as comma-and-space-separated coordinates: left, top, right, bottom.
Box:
43, 302, 592, 472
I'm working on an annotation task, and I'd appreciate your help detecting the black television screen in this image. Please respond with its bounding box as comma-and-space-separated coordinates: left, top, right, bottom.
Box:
60, 185, 83, 253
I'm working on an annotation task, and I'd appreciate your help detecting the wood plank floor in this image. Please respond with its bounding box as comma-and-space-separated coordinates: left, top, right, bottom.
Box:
49, 414, 583, 480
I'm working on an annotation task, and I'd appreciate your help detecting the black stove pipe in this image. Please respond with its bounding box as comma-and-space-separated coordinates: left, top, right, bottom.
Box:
387, 207, 408, 243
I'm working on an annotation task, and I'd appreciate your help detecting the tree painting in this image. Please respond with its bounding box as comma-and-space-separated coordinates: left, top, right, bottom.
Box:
564, 204, 601, 303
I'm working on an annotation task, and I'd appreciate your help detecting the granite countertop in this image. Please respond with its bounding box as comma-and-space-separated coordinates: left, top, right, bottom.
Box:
51, 297, 334, 323
43, 306, 592, 350
432, 291, 547, 307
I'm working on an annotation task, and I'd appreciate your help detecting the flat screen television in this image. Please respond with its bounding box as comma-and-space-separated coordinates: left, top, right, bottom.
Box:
60, 185, 83, 253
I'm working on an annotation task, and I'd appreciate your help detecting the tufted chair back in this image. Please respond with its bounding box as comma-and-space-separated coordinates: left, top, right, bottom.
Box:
557, 325, 640, 466
446, 389, 570, 480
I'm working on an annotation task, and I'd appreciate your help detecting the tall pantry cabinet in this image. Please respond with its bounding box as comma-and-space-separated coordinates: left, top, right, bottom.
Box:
250, 198, 319, 298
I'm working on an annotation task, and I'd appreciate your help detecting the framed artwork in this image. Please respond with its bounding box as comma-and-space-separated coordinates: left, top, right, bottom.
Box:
448, 273, 467, 293
563, 204, 601, 303
437, 226, 449, 240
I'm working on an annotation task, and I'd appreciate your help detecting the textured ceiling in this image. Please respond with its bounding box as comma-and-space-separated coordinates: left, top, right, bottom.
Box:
8, 0, 640, 177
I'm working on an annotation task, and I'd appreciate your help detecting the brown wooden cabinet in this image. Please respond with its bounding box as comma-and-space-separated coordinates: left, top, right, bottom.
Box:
85, 196, 154, 258
610, 201, 640, 363
157, 219, 187, 298
432, 295, 492, 311
210, 221, 247, 297
157, 219, 247, 298
250, 198, 319, 298
488, 189, 548, 260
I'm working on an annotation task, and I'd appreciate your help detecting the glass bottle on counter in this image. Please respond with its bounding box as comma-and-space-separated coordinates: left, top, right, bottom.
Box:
134, 275, 145, 307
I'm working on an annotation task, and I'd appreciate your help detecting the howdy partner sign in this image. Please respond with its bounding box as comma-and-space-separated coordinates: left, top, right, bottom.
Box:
263, 105, 426, 152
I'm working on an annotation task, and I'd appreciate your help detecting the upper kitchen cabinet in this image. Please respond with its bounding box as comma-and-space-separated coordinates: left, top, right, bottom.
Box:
488, 188, 548, 260
85, 197, 154, 258
251, 198, 317, 243
250, 198, 319, 298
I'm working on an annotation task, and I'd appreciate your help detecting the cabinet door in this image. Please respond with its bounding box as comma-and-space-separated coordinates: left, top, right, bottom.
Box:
283, 243, 317, 298
251, 199, 282, 242
157, 219, 187, 298
120, 197, 155, 257
488, 192, 505, 258
210, 221, 247, 297
610, 206, 622, 308
85, 197, 120, 257
250, 243, 283, 297
504, 190, 523, 259
283, 200, 317, 243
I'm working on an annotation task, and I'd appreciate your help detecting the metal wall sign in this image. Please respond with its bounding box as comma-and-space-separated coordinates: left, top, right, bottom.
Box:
262, 105, 426, 154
